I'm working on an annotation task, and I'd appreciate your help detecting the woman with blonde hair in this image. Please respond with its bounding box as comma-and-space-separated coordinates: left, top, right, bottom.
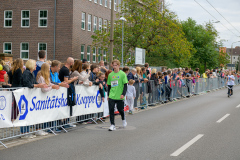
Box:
20, 60, 48, 138
21, 59, 47, 89
36, 63, 59, 92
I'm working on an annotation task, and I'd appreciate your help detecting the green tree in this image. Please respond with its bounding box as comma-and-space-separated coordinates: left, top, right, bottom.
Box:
181, 18, 220, 73
91, 0, 193, 68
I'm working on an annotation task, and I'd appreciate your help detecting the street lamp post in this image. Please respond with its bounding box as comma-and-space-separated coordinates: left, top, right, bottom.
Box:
120, 17, 126, 68
231, 41, 240, 71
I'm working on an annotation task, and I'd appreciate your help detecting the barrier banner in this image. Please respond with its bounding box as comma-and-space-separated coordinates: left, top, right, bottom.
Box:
72, 85, 103, 116
13, 87, 69, 126
0, 91, 13, 128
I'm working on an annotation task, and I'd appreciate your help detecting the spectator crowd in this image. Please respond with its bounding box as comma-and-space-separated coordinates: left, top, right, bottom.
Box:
0, 50, 238, 136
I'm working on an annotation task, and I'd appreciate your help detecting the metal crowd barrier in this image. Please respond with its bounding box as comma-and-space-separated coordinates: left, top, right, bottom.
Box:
132, 77, 239, 109
0, 87, 104, 148
1, 77, 239, 148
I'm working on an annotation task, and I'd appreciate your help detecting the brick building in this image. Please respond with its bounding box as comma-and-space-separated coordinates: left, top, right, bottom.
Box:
0, 0, 121, 62
0, 0, 164, 63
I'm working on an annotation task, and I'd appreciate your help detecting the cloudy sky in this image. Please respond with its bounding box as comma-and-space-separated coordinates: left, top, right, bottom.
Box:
167, 0, 240, 48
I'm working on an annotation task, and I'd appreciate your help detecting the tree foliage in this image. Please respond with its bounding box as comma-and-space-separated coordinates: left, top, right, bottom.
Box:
91, 0, 193, 68
181, 18, 224, 72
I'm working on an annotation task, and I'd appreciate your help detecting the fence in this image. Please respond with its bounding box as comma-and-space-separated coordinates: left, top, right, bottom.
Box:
0, 86, 104, 148
133, 77, 239, 108
0, 77, 238, 148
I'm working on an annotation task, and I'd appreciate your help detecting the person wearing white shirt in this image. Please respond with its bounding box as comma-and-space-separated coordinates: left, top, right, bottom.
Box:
227, 71, 235, 97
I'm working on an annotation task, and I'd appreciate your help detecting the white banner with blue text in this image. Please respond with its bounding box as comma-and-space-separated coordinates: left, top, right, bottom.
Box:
72, 85, 103, 117
13, 86, 103, 126
0, 91, 13, 128
13, 87, 69, 126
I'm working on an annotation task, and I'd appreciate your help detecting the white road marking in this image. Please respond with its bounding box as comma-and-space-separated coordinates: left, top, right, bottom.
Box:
236, 104, 240, 108
170, 134, 204, 157
216, 114, 230, 123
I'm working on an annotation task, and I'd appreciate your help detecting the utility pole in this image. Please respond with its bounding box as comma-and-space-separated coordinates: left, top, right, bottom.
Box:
109, 0, 114, 69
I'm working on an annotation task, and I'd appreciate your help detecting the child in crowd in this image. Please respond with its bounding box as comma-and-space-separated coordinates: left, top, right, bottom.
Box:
89, 64, 104, 102
126, 79, 136, 114
98, 72, 107, 95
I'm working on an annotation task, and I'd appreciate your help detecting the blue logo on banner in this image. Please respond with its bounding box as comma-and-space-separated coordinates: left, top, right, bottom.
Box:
0, 96, 6, 110
18, 95, 28, 120
96, 90, 102, 108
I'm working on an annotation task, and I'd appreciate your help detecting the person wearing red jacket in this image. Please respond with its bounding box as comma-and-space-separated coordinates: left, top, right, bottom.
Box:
0, 64, 6, 87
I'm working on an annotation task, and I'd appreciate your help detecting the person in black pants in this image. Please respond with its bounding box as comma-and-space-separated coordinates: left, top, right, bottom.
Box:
107, 59, 128, 131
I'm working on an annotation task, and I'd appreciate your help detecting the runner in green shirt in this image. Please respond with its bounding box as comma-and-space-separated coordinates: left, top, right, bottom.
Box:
107, 59, 128, 131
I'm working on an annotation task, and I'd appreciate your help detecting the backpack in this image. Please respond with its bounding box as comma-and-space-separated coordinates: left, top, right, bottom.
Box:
67, 83, 76, 116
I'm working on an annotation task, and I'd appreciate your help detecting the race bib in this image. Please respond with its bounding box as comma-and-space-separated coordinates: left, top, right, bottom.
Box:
111, 80, 118, 87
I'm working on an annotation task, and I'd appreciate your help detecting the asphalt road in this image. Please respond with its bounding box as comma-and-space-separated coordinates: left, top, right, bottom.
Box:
1, 86, 240, 160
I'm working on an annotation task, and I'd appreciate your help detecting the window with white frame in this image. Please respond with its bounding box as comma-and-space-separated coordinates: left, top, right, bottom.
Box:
4, 11, 12, 27
87, 46, 91, 62
3, 42, 12, 54
109, 0, 111, 9
81, 12, 86, 30
38, 43, 47, 59
103, 50, 107, 61
94, 0, 97, 3
93, 16, 97, 32
93, 47, 96, 62
39, 10, 48, 27
21, 10, 30, 27
21, 43, 29, 59
98, 48, 101, 62
105, 0, 107, 7
99, 18, 102, 32
118, 0, 122, 12
81, 45, 85, 60
104, 20, 107, 31
114, 0, 117, 11
88, 14, 92, 31
100, 0, 102, 5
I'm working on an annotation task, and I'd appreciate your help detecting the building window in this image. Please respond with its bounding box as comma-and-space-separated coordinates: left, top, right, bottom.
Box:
118, 0, 122, 12
98, 48, 101, 62
88, 14, 92, 31
100, 0, 102, 5
38, 43, 47, 59
81, 45, 85, 60
94, 16, 97, 32
103, 50, 107, 61
21, 10, 30, 27
109, 0, 111, 9
114, 0, 117, 11
94, 0, 97, 3
104, 20, 108, 31
105, 0, 108, 7
99, 18, 102, 32
93, 47, 96, 62
87, 46, 91, 62
21, 43, 29, 60
4, 11, 12, 27
3, 42, 12, 54
39, 10, 48, 27
81, 12, 86, 30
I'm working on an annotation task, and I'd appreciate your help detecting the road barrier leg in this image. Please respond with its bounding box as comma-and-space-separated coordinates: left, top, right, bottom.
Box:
0, 140, 7, 148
